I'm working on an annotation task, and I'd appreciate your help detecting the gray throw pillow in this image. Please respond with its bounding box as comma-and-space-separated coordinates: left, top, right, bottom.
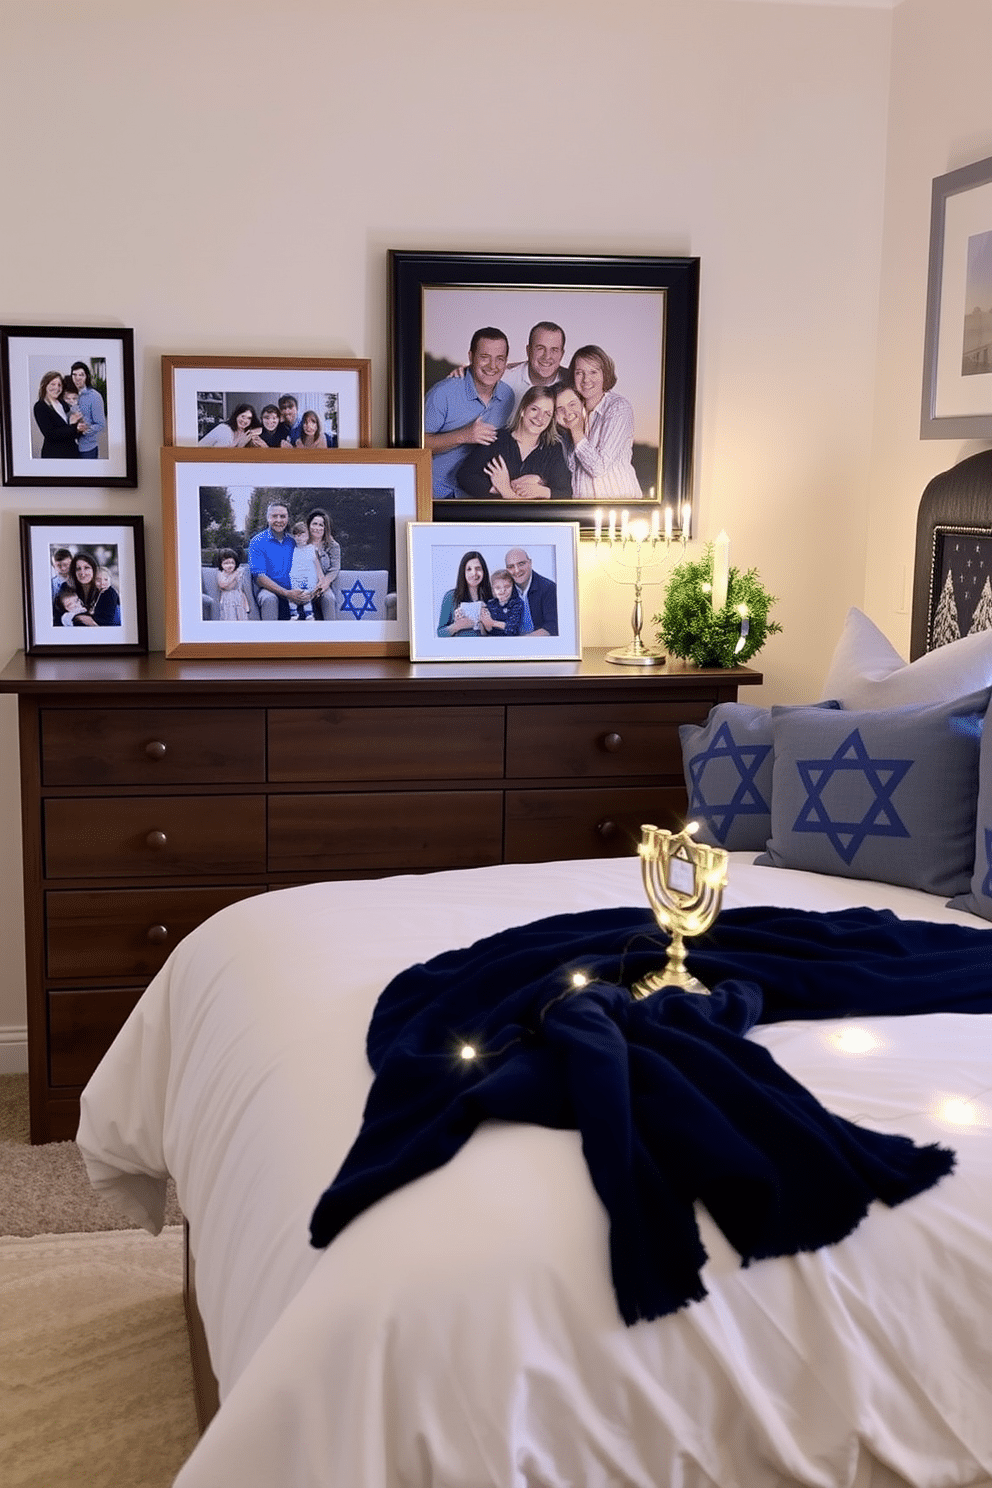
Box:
755, 690, 990, 894
948, 715, 992, 921
679, 701, 838, 852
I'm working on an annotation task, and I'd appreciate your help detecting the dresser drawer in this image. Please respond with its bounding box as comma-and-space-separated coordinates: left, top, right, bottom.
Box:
268, 791, 503, 872
46, 885, 268, 979
505, 703, 709, 781
504, 786, 686, 862
48, 987, 146, 1088
268, 706, 505, 782
44, 796, 266, 878
40, 708, 266, 786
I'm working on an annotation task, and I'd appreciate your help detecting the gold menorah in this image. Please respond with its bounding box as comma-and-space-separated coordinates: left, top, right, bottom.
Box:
632, 822, 729, 999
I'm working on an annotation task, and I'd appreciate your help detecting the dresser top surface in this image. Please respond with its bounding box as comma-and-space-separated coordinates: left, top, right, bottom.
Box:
0, 649, 761, 698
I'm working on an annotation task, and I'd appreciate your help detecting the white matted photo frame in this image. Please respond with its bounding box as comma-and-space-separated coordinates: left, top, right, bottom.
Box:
161, 447, 431, 658
921, 154, 992, 439
1, 326, 137, 486
19, 514, 147, 655
162, 355, 371, 450
408, 521, 580, 662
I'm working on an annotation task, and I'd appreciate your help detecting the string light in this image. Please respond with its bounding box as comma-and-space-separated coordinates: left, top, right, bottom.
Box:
459, 1044, 477, 1061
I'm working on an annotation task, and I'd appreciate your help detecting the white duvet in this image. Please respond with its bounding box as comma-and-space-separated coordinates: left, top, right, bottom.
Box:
78, 854, 992, 1488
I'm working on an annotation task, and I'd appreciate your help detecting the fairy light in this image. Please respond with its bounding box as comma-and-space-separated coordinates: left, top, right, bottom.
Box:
571, 972, 589, 988
459, 1044, 477, 1061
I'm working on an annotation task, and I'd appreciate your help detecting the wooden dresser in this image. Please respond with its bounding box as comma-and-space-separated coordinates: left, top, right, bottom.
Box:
0, 650, 760, 1142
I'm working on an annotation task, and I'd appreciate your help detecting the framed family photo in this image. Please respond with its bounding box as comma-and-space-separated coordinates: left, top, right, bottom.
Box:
161, 447, 430, 658
389, 251, 699, 528
1, 325, 137, 486
162, 355, 371, 451
407, 521, 581, 662
19, 514, 147, 655
921, 155, 992, 439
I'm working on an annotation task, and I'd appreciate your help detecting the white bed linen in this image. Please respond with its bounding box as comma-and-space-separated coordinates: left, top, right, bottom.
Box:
77, 854, 992, 1488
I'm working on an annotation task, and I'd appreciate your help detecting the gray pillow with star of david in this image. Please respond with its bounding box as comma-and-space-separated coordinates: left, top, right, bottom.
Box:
948, 712, 992, 920
679, 701, 839, 852
755, 689, 991, 894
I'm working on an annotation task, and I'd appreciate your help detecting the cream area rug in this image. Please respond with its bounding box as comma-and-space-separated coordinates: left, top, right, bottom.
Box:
0, 1226, 200, 1487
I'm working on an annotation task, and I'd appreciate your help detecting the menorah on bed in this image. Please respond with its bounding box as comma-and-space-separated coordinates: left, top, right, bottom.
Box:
633, 822, 729, 998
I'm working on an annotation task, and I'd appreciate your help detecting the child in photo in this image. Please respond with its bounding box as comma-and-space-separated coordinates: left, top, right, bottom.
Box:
289, 521, 319, 620
56, 588, 86, 627
60, 382, 89, 439
216, 548, 250, 622
481, 568, 524, 636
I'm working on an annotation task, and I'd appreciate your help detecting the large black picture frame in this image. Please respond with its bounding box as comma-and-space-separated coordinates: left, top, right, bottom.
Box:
389, 251, 699, 529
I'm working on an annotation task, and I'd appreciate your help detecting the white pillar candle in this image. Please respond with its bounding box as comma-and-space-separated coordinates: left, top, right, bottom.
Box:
712, 530, 730, 612
681, 503, 692, 539
664, 506, 673, 541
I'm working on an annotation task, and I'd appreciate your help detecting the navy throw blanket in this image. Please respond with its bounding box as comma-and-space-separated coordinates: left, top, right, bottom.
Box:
310, 906, 992, 1324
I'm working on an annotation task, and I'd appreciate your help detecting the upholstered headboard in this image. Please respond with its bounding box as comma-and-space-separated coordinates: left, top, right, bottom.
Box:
910, 449, 992, 660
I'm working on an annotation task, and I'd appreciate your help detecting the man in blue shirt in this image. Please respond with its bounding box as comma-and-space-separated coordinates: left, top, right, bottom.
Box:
424, 327, 513, 498
69, 362, 106, 459
249, 500, 314, 620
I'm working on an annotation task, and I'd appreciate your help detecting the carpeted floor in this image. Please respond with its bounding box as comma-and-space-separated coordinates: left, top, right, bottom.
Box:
0, 1227, 200, 1487
0, 1075, 200, 1485
0, 1073, 182, 1236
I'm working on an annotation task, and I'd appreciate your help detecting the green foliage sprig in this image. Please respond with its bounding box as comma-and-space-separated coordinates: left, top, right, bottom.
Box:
654, 544, 782, 668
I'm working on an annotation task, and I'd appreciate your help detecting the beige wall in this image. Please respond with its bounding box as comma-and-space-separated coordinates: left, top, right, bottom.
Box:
865, 0, 992, 646
0, 0, 979, 1050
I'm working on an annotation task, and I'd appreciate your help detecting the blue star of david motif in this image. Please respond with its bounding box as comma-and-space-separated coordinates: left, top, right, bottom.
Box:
338, 579, 378, 621
793, 728, 911, 865
686, 722, 771, 843
981, 827, 992, 899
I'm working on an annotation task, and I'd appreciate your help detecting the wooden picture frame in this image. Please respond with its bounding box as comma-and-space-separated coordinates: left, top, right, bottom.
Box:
389, 251, 699, 529
162, 355, 371, 450
161, 447, 431, 658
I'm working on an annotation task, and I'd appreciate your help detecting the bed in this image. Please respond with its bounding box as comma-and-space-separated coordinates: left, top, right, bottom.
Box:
76, 454, 992, 1488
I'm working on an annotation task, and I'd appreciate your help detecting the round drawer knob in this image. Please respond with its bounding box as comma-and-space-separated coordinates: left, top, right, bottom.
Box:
602, 732, 623, 753
597, 819, 618, 839
145, 740, 168, 760
146, 924, 169, 944
145, 830, 168, 849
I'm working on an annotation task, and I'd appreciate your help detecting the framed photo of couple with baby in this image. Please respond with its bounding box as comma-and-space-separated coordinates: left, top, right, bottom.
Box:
1, 325, 137, 487
389, 251, 699, 530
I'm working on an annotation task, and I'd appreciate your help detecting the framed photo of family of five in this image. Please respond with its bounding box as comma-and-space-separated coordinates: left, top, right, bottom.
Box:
389, 251, 699, 530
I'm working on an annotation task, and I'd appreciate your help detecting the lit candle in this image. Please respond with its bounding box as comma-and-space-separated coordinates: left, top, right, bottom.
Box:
594, 508, 602, 542
608, 510, 617, 542
681, 503, 692, 539
664, 505, 673, 541
712, 530, 730, 612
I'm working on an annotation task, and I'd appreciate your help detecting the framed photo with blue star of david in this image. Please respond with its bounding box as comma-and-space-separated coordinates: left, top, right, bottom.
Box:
161, 447, 431, 657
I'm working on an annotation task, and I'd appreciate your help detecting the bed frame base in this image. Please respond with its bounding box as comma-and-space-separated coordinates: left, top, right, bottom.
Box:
183, 1221, 221, 1432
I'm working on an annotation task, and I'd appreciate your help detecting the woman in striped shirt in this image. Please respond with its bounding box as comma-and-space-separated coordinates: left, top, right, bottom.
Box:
555, 346, 640, 500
